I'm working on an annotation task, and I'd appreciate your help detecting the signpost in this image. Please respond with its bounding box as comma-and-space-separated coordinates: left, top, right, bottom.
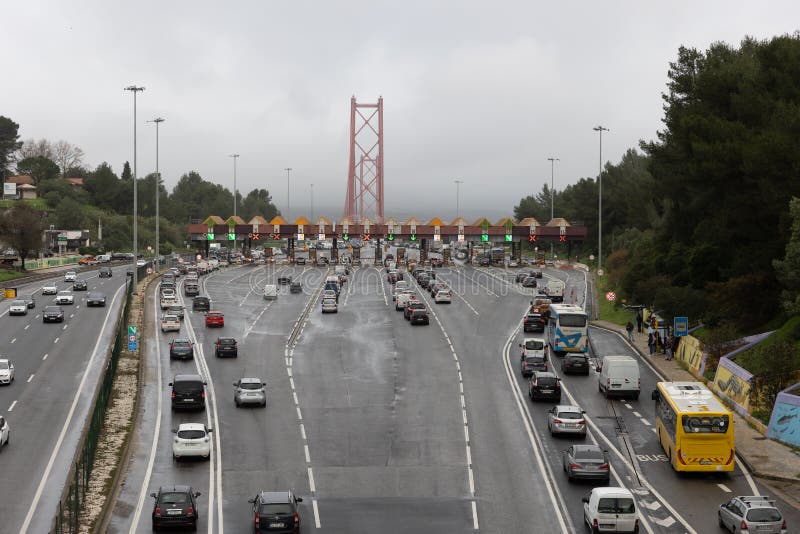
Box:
674, 316, 689, 337
128, 325, 138, 351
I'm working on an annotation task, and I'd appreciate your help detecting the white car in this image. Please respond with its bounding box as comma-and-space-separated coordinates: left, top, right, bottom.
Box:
160, 295, 177, 310
64, 271, 77, 282
434, 289, 452, 303
8, 300, 28, 316
161, 315, 181, 333
55, 291, 75, 305
582, 487, 638, 533
172, 422, 212, 460
321, 298, 338, 313
136, 259, 147, 267
0, 415, 9, 448
41, 284, 58, 295
0, 360, 14, 385
395, 291, 415, 310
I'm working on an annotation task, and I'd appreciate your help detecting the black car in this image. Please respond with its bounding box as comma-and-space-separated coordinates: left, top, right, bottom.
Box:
215, 337, 238, 358
295, 257, 306, 265
529, 371, 562, 402
278, 275, 292, 285
99, 266, 112, 278
417, 275, 431, 289
151, 485, 201, 531
404, 301, 425, 320
86, 291, 107, 307
515, 270, 534, 283
562, 354, 591, 375
289, 281, 302, 294
521, 276, 538, 288
532, 269, 543, 278
72, 279, 88, 291
249, 490, 303, 534
410, 309, 430, 325
521, 355, 548, 377
43, 305, 65, 323
19, 294, 36, 308
169, 339, 194, 360
169, 374, 207, 410
523, 313, 546, 333
192, 296, 211, 312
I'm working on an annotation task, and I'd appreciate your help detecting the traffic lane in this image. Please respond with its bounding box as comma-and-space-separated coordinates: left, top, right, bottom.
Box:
197, 266, 321, 532
586, 327, 799, 530
1, 280, 129, 534
296, 267, 474, 533
418, 276, 569, 532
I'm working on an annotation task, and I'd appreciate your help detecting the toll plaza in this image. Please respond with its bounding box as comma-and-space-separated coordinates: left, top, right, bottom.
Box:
187, 215, 587, 265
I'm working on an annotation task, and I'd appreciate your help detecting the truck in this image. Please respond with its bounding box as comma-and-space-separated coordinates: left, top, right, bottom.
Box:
545, 279, 565, 303
490, 247, 505, 266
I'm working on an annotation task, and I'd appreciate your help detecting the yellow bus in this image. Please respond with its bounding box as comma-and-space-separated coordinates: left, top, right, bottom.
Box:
651, 381, 735, 472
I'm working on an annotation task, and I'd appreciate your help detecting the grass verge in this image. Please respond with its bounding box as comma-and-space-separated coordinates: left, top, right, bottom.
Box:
596, 276, 634, 325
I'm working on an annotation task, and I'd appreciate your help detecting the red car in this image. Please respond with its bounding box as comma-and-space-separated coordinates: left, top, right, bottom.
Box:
205, 311, 225, 327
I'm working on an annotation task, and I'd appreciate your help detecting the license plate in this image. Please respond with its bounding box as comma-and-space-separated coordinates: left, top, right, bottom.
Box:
541, 390, 552, 394
269, 523, 285, 528
612, 384, 621, 388
183, 398, 195, 402
566, 424, 578, 428
167, 509, 182, 515
699, 460, 712, 465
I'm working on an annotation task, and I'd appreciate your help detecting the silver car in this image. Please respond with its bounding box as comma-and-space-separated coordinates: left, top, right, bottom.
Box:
0, 359, 14, 385
234, 377, 267, 407
8, 300, 28, 316
547, 404, 587, 436
718, 496, 786, 534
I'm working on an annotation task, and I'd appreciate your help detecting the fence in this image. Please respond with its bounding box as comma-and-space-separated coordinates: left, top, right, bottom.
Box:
50, 278, 133, 533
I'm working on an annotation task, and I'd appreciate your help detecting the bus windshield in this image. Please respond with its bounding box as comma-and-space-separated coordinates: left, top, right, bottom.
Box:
681, 415, 729, 434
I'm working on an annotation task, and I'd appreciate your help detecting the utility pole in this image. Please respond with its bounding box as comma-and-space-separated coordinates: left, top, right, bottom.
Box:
454, 179, 463, 219
125, 85, 145, 291
593, 126, 609, 273
148, 117, 165, 269
310, 183, 314, 222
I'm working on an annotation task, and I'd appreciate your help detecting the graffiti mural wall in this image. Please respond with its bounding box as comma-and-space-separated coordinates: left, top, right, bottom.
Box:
767, 384, 800, 447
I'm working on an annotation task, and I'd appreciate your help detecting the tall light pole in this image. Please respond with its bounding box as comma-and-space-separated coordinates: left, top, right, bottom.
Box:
125, 85, 145, 291
310, 183, 314, 222
284, 167, 292, 219
593, 126, 609, 273
454, 179, 463, 219
229, 154, 239, 252
148, 117, 165, 269
547, 157, 559, 260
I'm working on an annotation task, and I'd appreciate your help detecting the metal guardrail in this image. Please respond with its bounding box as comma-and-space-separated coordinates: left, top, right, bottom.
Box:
51, 280, 132, 533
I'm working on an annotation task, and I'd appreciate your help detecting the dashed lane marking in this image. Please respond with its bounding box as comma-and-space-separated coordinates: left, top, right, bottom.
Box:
42, 354, 48, 360
717, 484, 731, 493
10, 338, 16, 344
27, 374, 34, 383
8, 400, 17, 411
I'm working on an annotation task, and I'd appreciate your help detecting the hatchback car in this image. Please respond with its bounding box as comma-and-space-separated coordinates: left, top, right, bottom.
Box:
8, 300, 28, 316
434, 289, 452, 303
563, 444, 610, 483
41, 283, 58, 295
64, 271, 77, 282
55, 291, 74, 305
562, 354, 591, 375
0, 359, 15, 385
718, 495, 787, 534
529, 372, 562, 402
172, 423, 212, 461
410, 309, 430, 325
547, 405, 587, 437
205, 311, 225, 327
404, 300, 425, 320
43, 305, 65, 323
167, 304, 185, 320
321, 298, 338, 313
192, 296, 211, 312
521, 276, 538, 288
215, 337, 238, 358
234, 377, 267, 407
72, 279, 88, 291
99, 266, 112, 278
151, 485, 201, 531
169, 339, 194, 360
86, 291, 107, 307
161, 314, 181, 333
249, 490, 303, 533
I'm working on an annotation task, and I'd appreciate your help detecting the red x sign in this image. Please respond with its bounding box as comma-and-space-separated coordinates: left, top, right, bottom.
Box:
559, 235, 566, 242
363, 234, 371, 241
529, 235, 537, 242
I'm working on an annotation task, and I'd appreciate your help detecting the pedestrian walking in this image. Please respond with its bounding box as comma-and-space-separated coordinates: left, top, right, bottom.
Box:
647, 332, 656, 355
636, 311, 643, 333
665, 340, 673, 360
625, 321, 634, 343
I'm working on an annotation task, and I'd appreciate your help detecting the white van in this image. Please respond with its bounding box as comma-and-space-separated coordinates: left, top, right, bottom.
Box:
582, 487, 639, 533
395, 291, 414, 311
263, 284, 278, 300
597, 355, 640, 400
545, 279, 566, 302
95, 254, 111, 263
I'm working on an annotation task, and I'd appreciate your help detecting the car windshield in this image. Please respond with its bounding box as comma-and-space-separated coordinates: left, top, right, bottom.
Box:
746, 508, 782, 522
12, 300, 25, 306
557, 411, 582, 420
160, 492, 189, 505
559, 313, 587, 327
173, 341, 190, 348
177, 429, 206, 439
567, 355, 588, 362
259, 503, 293, 515
0, 361, 8, 369
163, 316, 177, 322
681, 415, 729, 433
536, 377, 558, 387
240, 382, 262, 390
525, 340, 545, 350
598, 497, 635, 514
574, 448, 605, 460
219, 339, 235, 346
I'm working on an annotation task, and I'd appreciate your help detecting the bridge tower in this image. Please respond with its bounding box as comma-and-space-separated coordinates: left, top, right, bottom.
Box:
344, 96, 384, 223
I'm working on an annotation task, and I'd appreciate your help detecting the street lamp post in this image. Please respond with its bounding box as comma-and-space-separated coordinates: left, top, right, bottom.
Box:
229, 154, 239, 251
310, 183, 314, 222
593, 126, 609, 273
284, 167, 292, 220
148, 117, 165, 270
547, 157, 559, 260
454, 179, 463, 219
125, 85, 145, 291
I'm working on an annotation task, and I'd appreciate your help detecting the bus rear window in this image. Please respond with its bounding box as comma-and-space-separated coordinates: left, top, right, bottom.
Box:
682, 415, 729, 433
559, 314, 587, 327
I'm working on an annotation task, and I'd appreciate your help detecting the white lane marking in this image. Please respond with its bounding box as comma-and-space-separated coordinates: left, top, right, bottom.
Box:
27, 374, 34, 382
54, 337, 59, 343
129, 289, 165, 533
293, 392, 299, 405
640, 418, 651, 426
10, 338, 16, 344
8, 400, 17, 411
307, 467, 316, 492
652, 516, 676, 527
69, 314, 74, 319
312, 499, 321, 529
717, 483, 731, 493
296, 407, 303, 420
42, 354, 48, 360
467, 467, 475, 495
624, 403, 633, 409
304, 445, 311, 463
20, 282, 126, 534
737, 457, 759, 495
63, 324, 68, 330
300, 424, 307, 440
632, 411, 642, 418
471, 501, 479, 530
24, 325, 29, 330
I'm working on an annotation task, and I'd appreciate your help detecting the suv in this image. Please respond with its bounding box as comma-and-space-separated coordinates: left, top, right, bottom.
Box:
718, 496, 786, 534
409, 308, 430, 325
215, 337, 238, 358
192, 296, 211, 312
169, 374, 207, 410
404, 300, 425, 320
151, 485, 201, 531
248, 490, 303, 533
528, 371, 562, 402
523, 313, 546, 333
562, 353, 591, 375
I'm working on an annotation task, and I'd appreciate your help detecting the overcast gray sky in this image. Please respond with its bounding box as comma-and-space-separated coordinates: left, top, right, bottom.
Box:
3, 1, 799, 221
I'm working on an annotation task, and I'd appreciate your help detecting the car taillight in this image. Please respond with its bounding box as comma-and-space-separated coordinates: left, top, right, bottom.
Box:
577, 419, 585, 425
570, 462, 582, 469
171, 392, 175, 399
154, 506, 162, 517
543, 362, 548, 370
607, 378, 611, 388
201, 391, 205, 399
255, 513, 260, 525
741, 519, 748, 531
781, 519, 787, 530
599, 463, 609, 470
294, 512, 300, 525
186, 506, 194, 517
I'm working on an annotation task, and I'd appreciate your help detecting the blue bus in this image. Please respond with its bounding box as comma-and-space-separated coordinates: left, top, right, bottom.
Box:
548, 304, 589, 355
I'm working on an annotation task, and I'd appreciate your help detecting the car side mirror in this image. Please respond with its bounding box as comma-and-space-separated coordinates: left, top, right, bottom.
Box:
595, 365, 602, 373
248, 498, 255, 504
150, 492, 157, 498
518, 343, 522, 347
262, 382, 267, 386
207, 428, 213, 433
194, 492, 201, 497
171, 428, 177, 433
581, 496, 589, 504
233, 382, 238, 386
296, 496, 304, 503
168, 382, 173, 386
203, 381, 207, 385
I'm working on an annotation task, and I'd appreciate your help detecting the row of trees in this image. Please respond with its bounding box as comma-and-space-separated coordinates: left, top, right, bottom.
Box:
515, 33, 800, 332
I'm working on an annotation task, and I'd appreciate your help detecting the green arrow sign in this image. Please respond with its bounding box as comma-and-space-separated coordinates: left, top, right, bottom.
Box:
505, 234, 512, 242
481, 234, 489, 243
410, 234, 417, 241
207, 233, 214, 241
228, 232, 235, 240
128, 325, 138, 336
